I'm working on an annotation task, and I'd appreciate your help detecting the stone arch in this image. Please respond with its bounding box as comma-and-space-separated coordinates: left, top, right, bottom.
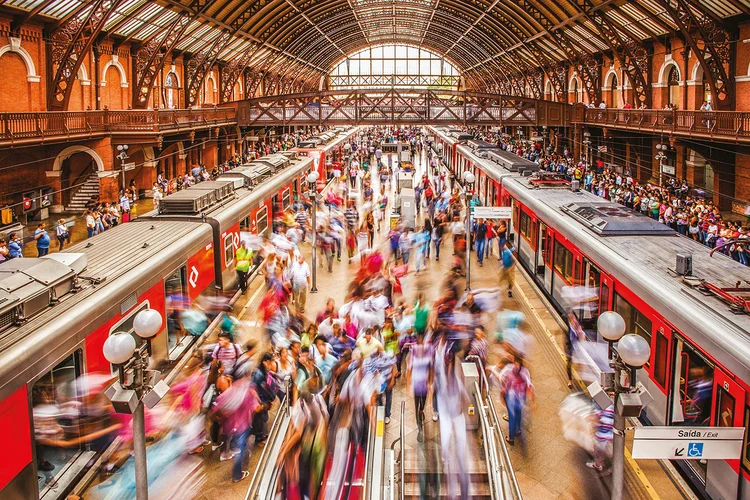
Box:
568, 73, 583, 103
53, 146, 105, 173
0, 37, 39, 82
603, 67, 618, 88
101, 56, 128, 88
658, 59, 681, 84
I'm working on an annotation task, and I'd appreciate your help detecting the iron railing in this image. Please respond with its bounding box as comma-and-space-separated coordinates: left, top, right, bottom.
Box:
0, 107, 237, 144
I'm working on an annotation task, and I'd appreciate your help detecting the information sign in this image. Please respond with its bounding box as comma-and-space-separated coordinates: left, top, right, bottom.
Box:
472, 206, 512, 219
631, 426, 744, 460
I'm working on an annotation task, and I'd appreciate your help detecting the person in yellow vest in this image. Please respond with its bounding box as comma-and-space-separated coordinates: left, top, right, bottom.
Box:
235, 240, 252, 294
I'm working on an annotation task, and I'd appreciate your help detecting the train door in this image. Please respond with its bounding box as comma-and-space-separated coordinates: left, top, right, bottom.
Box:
543, 227, 553, 291
706, 370, 746, 500
670, 335, 715, 488
535, 222, 547, 277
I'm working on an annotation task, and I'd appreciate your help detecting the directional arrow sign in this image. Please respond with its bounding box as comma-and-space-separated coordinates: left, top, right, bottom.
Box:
632, 427, 744, 460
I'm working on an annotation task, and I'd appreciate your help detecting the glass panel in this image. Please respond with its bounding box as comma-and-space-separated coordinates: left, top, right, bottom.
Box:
165, 267, 188, 355
613, 293, 652, 364
224, 234, 234, 267
407, 46, 419, 58
420, 59, 430, 75
384, 59, 394, 74
383, 45, 394, 58
743, 406, 750, 471
408, 59, 418, 74
654, 329, 668, 387
715, 386, 735, 427
32, 351, 100, 495
371, 46, 382, 58
395, 45, 407, 58
395, 59, 407, 74
256, 206, 268, 235
431, 60, 441, 75
372, 59, 383, 74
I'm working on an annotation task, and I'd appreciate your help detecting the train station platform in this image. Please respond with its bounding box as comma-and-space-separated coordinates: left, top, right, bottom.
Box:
144, 149, 695, 500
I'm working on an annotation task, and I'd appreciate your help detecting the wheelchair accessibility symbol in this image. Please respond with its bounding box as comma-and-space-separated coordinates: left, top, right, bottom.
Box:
687, 443, 704, 458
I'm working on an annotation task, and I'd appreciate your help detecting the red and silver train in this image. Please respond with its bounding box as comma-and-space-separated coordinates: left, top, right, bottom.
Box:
0, 126, 359, 499
431, 126, 750, 500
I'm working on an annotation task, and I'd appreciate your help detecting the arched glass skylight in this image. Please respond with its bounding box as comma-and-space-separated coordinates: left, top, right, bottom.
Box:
329, 45, 460, 90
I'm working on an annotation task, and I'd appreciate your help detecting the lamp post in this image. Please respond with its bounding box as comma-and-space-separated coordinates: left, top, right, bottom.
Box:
597, 311, 652, 500
582, 131, 591, 165
463, 170, 475, 291
102, 308, 167, 500
655, 144, 668, 186
116, 144, 130, 194
307, 170, 320, 293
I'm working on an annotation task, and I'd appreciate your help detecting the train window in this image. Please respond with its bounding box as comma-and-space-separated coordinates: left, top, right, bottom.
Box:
600, 282, 611, 312
715, 386, 735, 427
654, 329, 669, 387
32, 350, 96, 494
224, 233, 234, 267
282, 188, 291, 210
553, 243, 573, 283
519, 211, 531, 241
240, 216, 250, 231
165, 267, 188, 359
614, 293, 652, 365
256, 206, 268, 236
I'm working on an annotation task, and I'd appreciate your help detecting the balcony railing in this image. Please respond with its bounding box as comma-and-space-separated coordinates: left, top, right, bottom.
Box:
572, 106, 750, 141
0, 107, 237, 144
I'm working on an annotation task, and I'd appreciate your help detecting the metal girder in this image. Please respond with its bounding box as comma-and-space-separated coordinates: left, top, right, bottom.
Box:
48, 0, 124, 110
10, 0, 56, 33
587, 8, 651, 108
220, 42, 261, 102
655, 0, 735, 110
131, 12, 191, 109
185, 30, 233, 106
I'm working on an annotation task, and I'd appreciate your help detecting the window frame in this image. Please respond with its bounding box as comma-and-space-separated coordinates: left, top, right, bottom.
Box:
256, 205, 269, 236
224, 233, 235, 268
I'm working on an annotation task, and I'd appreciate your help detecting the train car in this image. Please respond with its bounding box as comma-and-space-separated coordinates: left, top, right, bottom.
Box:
0, 131, 369, 500
296, 127, 358, 186
434, 124, 750, 500
505, 175, 750, 500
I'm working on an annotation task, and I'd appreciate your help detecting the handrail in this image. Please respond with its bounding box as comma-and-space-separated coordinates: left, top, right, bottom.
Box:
399, 401, 405, 500
245, 380, 292, 500
474, 379, 499, 500
467, 355, 523, 500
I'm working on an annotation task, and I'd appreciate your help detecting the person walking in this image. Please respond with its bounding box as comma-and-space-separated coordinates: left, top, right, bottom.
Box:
475, 218, 487, 267
235, 240, 253, 294
290, 254, 311, 314
407, 332, 433, 441
500, 355, 534, 446
55, 219, 69, 251
34, 223, 50, 257
500, 241, 515, 298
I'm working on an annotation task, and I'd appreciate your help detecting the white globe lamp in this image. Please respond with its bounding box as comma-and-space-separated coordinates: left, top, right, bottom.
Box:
333, 169, 341, 178
103, 332, 136, 365
133, 309, 163, 339
597, 311, 626, 342
618, 334, 651, 367
307, 171, 319, 184
463, 171, 475, 184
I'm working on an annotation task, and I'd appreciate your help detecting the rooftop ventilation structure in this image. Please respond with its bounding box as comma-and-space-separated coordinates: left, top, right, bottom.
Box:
561, 202, 676, 236
0, 253, 86, 330
159, 181, 236, 215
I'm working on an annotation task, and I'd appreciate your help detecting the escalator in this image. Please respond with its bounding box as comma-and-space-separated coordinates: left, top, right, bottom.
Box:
393, 359, 523, 500
245, 397, 386, 500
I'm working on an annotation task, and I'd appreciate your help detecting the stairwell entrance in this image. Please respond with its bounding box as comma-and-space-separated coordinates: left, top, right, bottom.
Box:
52, 146, 105, 213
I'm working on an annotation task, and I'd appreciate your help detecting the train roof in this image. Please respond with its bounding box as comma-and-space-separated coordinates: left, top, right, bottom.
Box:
504, 176, 750, 381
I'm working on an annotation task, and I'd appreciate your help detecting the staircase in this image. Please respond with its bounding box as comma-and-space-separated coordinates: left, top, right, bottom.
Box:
65, 173, 100, 213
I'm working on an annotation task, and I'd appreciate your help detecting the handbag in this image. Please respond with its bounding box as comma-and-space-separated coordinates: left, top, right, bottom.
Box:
201, 384, 217, 411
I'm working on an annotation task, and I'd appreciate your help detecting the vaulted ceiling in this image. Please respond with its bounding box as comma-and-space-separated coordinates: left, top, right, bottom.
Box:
2, 0, 749, 106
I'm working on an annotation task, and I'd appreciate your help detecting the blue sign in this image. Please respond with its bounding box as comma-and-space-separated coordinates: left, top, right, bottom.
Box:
688, 442, 704, 458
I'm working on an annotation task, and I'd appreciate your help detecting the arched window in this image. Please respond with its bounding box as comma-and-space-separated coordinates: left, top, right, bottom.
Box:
329, 45, 459, 89
165, 72, 179, 109
572, 78, 579, 103
608, 74, 618, 107
668, 65, 680, 108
